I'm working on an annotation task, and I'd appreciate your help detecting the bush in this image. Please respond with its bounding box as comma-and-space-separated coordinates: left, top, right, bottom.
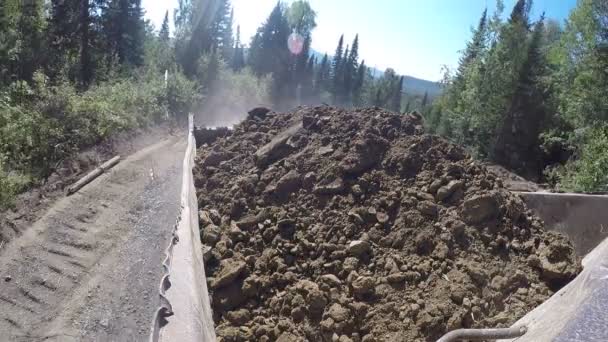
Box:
0, 156, 31, 209
0, 69, 201, 209
558, 125, 608, 192
166, 71, 202, 120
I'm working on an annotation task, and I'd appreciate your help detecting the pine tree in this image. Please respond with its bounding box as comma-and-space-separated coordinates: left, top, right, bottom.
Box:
494, 15, 548, 177
331, 34, 344, 97
174, 0, 224, 76
210, 1, 234, 61
47, 0, 78, 73
339, 34, 359, 105
455, 9, 487, 83
231, 25, 245, 70
509, 0, 529, 25
0, 0, 20, 86
404, 101, 411, 113
352, 59, 366, 107
390, 75, 404, 112
16, 0, 44, 82
102, 0, 145, 67
78, 0, 94, 87
348, 35, 359, 71
247, 2, 291, 102
295, 35, 311, 84
315, 53, 330, 94
301, 55, 315, 102
159, 10, 170, 42
421, 91, 429, 107
337, 45, 349, 103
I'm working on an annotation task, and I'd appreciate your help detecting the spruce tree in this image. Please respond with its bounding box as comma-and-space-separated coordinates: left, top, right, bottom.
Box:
16, 0, 44, 82
301, 55, 315, 102
210, 1, 234, 61
494, 16, 548, 177
159, 10, 170, 42
352, 59, 366, 107
231, 25, 245, 70
47, 0, 78, 80
340, 35, 359, 104
404, 101, 411, 113
102, 0, 145, 67
390, 75, 404, 112
455, 9, 487, 83
315, 53, 330, 94
338, 45, 349, 103
421, 91, 429, 107
295, 35, 312, 84
331, 34, 344, 97
78, 0, 94, 87
247, 2, 291, 102
0, 0, 19, 86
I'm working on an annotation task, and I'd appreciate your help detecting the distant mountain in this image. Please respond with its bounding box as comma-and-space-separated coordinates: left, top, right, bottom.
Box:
311, 50, 442, 98
403, 75, 442, 98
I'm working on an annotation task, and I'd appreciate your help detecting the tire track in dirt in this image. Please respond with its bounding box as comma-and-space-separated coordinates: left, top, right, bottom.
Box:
0, 136, 185, 342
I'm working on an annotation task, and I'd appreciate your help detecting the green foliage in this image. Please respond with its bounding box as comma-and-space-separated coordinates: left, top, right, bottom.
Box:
287, 0, 317, 36
0, 157, 30, 209
216, 67, 272, 107
558, 125, 608, 192
427, 0, 608, 190
0, 70, 199, 183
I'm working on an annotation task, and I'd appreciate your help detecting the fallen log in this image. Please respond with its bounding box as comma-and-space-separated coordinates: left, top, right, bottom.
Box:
66, 156, 121, 195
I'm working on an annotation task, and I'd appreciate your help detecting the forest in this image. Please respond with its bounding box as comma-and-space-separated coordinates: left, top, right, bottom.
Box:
429, 0, 608, 193
1, 0, 607, 209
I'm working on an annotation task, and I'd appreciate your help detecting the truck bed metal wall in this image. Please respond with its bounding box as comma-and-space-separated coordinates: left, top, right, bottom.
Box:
517, 192, 608, 255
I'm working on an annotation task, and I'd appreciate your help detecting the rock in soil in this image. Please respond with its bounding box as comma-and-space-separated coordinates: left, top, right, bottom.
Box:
193, 106, 581, 342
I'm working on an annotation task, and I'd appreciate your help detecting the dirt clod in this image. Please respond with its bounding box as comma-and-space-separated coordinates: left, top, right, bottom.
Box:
194, 106, 580, 341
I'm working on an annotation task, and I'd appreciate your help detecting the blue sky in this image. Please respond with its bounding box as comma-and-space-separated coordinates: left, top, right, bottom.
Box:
142, 0, 577, 81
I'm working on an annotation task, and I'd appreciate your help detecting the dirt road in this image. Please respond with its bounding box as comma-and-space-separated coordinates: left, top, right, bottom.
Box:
0, 136, 186, 342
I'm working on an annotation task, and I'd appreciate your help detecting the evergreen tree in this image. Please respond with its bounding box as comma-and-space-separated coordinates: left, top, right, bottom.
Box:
16, 0, 44, 82
231, 25, 245, 70
301, 55, 315, 102
331, 34, 344, 97
102, 0, 145, 67
337, 45, 349, 103
348, 35, 359, 71
352, 59, 366, 107
210, 1, 234, 61
315, 53, 330, 94
455, 9, 487, 84
340, 35, 359, 104
78, 0, 94, 87
175, 0, 223, 76
47, 0, 79, 79
0, 0, 20, 86
390, 75, 404, 112
295, 35, 311, 84
495, 15, 549, 177
421, 91, 429, 107
509, 0, 530, 25
247, 2, 291, 102
159, 10, 170, 42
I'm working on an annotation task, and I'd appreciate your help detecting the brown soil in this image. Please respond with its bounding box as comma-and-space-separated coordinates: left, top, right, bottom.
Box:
193, 106, 580, 342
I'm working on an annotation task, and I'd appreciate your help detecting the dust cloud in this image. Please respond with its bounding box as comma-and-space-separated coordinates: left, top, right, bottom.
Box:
193, 69, 272, 129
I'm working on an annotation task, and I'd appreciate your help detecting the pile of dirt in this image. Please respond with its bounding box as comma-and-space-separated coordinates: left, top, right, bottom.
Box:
193, 106, 580, 342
